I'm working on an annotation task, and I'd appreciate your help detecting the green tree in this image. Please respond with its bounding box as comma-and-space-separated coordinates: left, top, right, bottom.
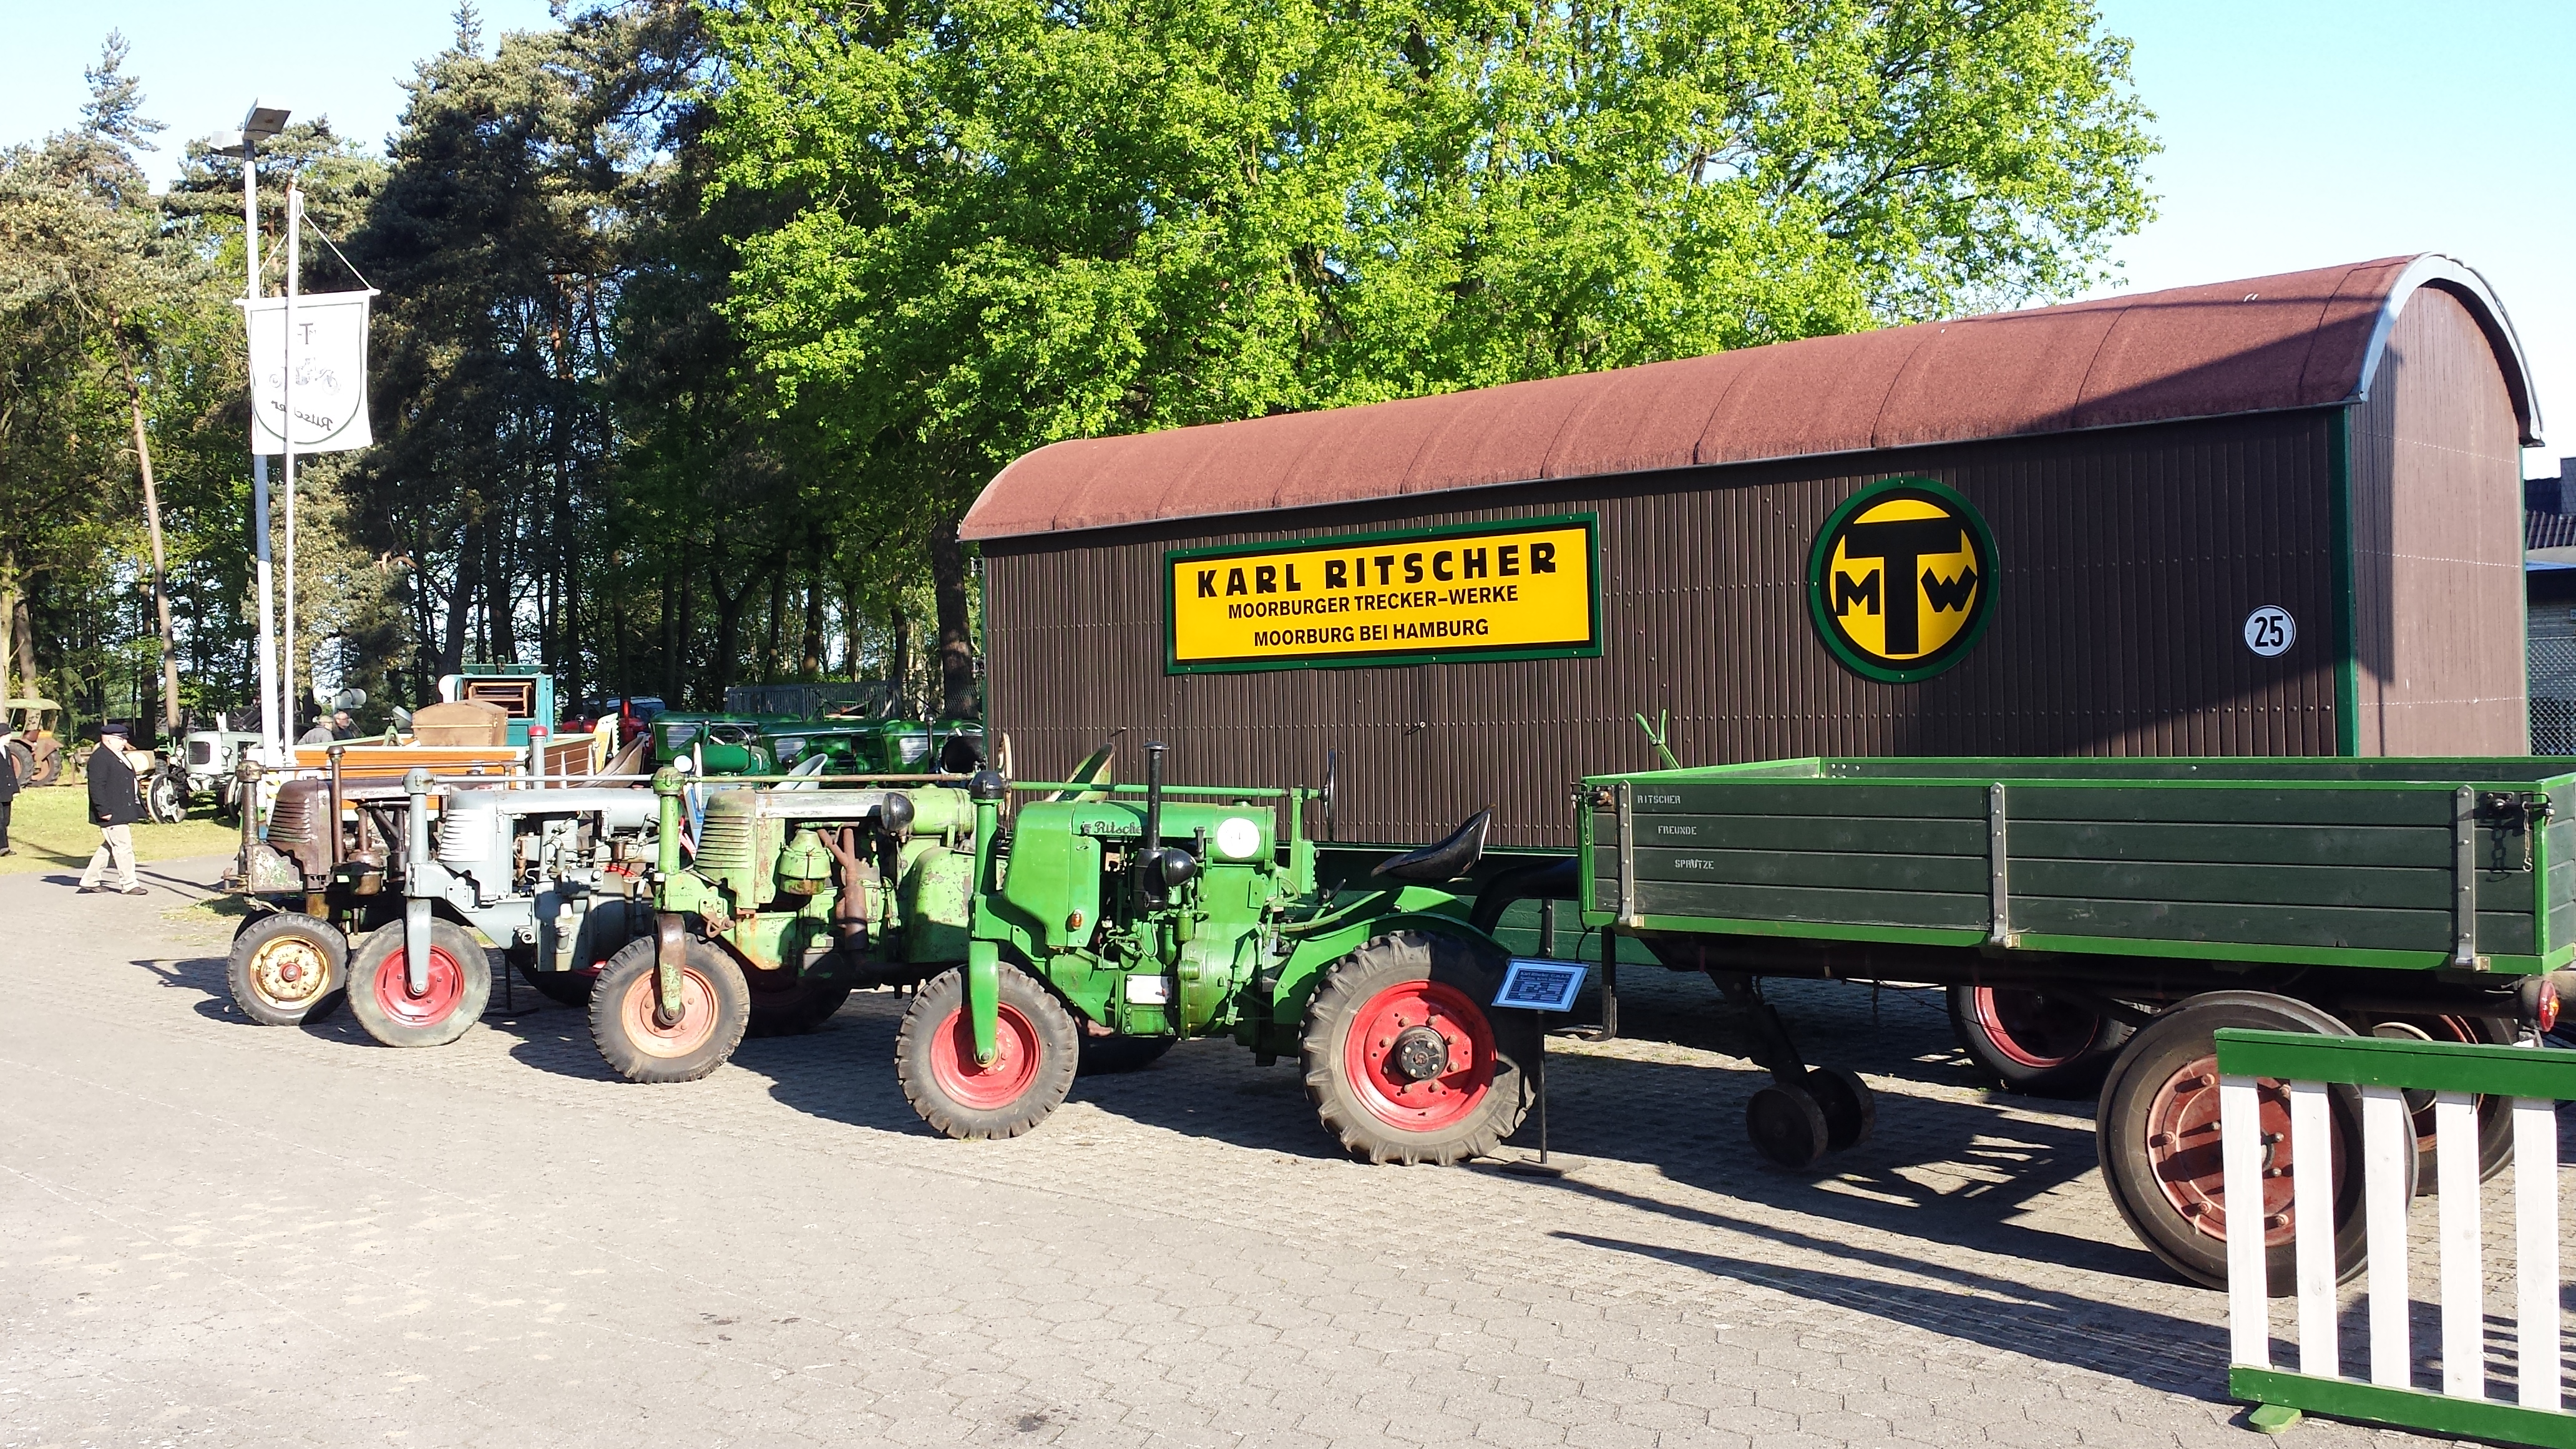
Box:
705, 0, 2155, 715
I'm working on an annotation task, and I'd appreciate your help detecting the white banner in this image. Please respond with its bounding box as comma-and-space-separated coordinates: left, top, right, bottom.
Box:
238, 290, 377, 454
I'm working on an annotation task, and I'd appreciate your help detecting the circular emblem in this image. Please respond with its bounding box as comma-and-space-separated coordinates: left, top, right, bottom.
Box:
1807, 478, 1997, 683
2243, 606, 2296, 658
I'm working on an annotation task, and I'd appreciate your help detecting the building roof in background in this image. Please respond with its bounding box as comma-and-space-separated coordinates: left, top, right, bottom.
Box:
963, 254, 2542, 542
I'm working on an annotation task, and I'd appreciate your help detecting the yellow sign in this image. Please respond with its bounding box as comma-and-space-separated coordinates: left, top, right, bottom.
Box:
1807, 479, 1995, 683
1167, 518, 1599, 673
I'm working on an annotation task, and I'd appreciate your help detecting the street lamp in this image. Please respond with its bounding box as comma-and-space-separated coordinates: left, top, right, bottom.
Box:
225, 100, 290, 759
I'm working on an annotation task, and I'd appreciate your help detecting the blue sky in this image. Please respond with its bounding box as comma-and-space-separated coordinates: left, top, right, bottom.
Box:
6, 1, 2568, 476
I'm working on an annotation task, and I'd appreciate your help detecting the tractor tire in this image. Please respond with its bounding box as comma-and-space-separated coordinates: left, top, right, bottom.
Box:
26, 744, 60, 788
588, 937, 749, 1083
346, 919, 492, 1049
745, 970, 853, 1038
515, 957, 597, 1007
1948, 984, 2132, 1096
145, 769, 187, 824
2095, 991, 2400, 1294
1299, 930, 1539, 1166
4, 740, 29, 788
1078, 1033, 1178, 1076
894, 964, 1080, 1139
227, 912, 348, 1027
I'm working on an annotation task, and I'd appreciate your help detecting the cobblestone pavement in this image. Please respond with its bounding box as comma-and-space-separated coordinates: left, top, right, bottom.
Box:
2, 858, 2565, 1448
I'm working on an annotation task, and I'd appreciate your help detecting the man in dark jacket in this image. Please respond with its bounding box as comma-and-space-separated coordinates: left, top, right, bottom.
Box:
0, 725, 16, 856
79, 724, 146, 895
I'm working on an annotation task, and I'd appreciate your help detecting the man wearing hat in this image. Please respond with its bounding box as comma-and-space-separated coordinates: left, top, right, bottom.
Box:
79, 724, 146, 895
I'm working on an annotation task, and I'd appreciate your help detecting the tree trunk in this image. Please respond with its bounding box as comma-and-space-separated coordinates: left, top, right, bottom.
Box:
800, 534, 824, 681
930, 522, 978, 720
887, 604, 910, 714
711, 566, 753, 706
839, 574, 861, 681
485, 505, 517, 663
112, 348, 182, 738
762, 563, 784, 685
0, 545, 15, 706
445, 517, 481, 676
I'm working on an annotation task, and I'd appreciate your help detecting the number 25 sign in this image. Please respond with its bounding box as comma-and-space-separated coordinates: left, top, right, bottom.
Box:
2243, 605, 2296, 658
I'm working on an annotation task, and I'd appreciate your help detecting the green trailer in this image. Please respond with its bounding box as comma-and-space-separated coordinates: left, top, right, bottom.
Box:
1578, 756, 2572, 1292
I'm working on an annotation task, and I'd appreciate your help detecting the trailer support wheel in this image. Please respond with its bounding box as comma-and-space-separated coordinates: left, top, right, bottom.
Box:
227, 912, 348, 1027
2095, 990, 2403, 1293
1747, 1083, 1830, 1169
345, 919, 492, 1048
895, 964, 1078, 1139
1300, 930, 1537, 1166
589, 937, 750, 1082
1805, 1066, 1876, 1151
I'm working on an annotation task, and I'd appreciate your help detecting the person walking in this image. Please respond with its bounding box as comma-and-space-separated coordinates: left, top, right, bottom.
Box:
78, 724, 147, 896
0, 724, 17, 857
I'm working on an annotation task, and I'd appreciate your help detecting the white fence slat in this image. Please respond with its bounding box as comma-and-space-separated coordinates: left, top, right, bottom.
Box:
2434, 1091, 2483, 1400
2290, 1080, 2337, 1376
2220, 1076, 2271, 1369
2513, 1096, 2562, 1412
2359, 1085, 2412, 1388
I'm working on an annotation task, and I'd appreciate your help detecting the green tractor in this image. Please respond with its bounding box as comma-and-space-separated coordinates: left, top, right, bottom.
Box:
904, 743, 1536, 1164
595, 769, 981, 1080
764, 718, 986, 776
648, 713, 781, 777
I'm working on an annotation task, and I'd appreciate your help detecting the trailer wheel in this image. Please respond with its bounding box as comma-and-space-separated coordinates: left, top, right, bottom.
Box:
1805, 1066, 1876, 1151
1948, 985, 2130, 1096
2361, 1015, 2516, 1188
745, 972, 853, 1038
346, 919, 492, 1048
227, 912, 348, 1027
2096, 991, 2399, 1294
1078, 1033, 1178, 1076
1747, 1083, 1831, 1169
588, 937, 750, 1082
1300, 931, 1537, 1166
894, 964, 1078, 1139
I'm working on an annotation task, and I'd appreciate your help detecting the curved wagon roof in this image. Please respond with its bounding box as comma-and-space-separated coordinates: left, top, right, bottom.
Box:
962, 253, 2540, 542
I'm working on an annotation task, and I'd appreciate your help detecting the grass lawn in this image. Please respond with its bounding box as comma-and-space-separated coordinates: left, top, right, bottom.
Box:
0, 785, 240, 876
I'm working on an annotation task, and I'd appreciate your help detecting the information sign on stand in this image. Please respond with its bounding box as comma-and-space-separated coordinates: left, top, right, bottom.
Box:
1493, 959, 1589, 1175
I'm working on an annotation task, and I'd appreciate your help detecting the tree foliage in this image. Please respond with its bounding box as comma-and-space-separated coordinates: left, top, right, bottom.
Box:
0, 1, 2154, 738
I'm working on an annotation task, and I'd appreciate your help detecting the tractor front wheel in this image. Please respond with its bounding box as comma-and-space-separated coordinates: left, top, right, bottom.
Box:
345, 919, 492, 1048
227, 912, 348, 1026
1300, 930, 1538, 1166
588, 937, 750, 1083
894, 965, 1079, 1139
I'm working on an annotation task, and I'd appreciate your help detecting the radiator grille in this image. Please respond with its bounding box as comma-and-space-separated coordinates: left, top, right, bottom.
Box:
696, 798, 759, 878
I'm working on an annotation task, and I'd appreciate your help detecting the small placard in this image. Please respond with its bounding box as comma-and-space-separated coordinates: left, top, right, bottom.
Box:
1495, 959, 1588, 1013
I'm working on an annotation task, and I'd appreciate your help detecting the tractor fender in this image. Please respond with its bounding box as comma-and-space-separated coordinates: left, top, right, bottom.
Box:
1269, 909, 1508, 1027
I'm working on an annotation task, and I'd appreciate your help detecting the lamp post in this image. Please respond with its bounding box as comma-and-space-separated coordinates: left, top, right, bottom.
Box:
227, 100, 290, 760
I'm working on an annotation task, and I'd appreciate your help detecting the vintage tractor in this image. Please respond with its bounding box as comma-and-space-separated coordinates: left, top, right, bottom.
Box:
649, 713, 779, 776
4, 697, 66, 786
222, 761, 660, 1045
896, 744, 1537, 1165
763, 718, 985, 776
594, 769, 981, 1081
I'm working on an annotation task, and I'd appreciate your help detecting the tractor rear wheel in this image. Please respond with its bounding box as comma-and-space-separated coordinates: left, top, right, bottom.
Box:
745, 969, 853, 1038
2359, 1013, 2516, 1188
1300, 930, 1538, 1166
145, 769, 187, 824
894, 964, 1079, 1139
2095, 991, 2398, 1294
588, 937, 750, 1082
1078, 1033, 1177, 1076
227, 912, 348, 1027
1948, 984, 2131, 1096
514, 957, 597, 1007
346, 919, 492, 1049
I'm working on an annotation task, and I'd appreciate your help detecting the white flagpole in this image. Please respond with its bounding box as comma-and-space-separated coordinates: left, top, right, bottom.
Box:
283, 184, 301, 743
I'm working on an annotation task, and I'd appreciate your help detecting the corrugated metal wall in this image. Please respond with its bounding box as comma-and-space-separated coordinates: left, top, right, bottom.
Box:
2346, 287, 2529, 754
986, 411, 2353, 848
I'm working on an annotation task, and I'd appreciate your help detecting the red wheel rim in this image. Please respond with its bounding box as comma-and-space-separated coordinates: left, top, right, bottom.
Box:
617, 965, 722, 1058
372, 945, 466, 1028
1342, 978, 1495, 1133
1974, 987, 2097, 1068
929, 1004, 1042, 1110
2143, 1055, 2320, 1248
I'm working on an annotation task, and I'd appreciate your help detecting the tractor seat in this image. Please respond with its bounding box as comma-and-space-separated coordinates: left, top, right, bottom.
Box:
1373, 808, 1493, 883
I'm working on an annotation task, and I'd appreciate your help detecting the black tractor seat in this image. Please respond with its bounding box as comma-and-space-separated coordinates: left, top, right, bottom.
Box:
1373, 808, 1493, 883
